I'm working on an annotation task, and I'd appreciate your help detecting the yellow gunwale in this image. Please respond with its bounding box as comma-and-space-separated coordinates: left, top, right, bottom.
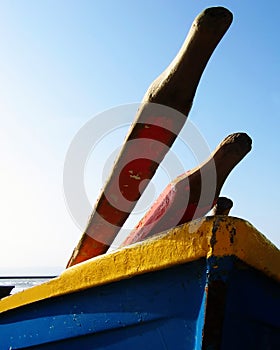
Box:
0, 216, 279, 313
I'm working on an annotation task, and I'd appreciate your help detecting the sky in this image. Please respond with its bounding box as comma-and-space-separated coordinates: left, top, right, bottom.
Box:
0, 0, 279, 275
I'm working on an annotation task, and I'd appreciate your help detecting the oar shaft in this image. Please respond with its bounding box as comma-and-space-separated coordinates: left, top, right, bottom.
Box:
67, 7, 233, 267
120, 133, 252, 246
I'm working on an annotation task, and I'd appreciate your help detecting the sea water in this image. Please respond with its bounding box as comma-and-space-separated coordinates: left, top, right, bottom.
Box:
0, 277, 55, 294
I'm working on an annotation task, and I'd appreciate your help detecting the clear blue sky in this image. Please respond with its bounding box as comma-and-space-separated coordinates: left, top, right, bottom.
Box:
0, 1, 279, 275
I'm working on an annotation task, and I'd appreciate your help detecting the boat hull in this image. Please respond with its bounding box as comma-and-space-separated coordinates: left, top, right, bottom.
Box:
0, 217, 279, 349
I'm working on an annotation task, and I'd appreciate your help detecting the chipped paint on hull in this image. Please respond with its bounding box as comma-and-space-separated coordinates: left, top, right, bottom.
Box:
0, 217, 279, 314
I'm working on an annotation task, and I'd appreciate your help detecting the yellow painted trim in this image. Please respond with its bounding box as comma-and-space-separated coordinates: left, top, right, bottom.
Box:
0, 217, 279, 314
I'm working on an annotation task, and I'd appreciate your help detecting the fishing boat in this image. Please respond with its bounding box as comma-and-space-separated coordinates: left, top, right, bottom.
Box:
1, 6, 279, 349
0, 216, 279, 349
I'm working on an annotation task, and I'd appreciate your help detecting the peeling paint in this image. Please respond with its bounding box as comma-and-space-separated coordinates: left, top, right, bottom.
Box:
229, 227, 236, 244
0, 217, 279, 314
210, 219, 219, 249
130, 174, 141, 180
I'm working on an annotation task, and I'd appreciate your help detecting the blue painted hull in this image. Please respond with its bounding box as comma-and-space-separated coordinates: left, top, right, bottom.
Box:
0, 257, 279, 349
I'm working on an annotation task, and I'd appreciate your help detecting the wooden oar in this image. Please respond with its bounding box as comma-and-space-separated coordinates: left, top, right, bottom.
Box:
120, 133, 251, 246
66, 7, 233, 267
